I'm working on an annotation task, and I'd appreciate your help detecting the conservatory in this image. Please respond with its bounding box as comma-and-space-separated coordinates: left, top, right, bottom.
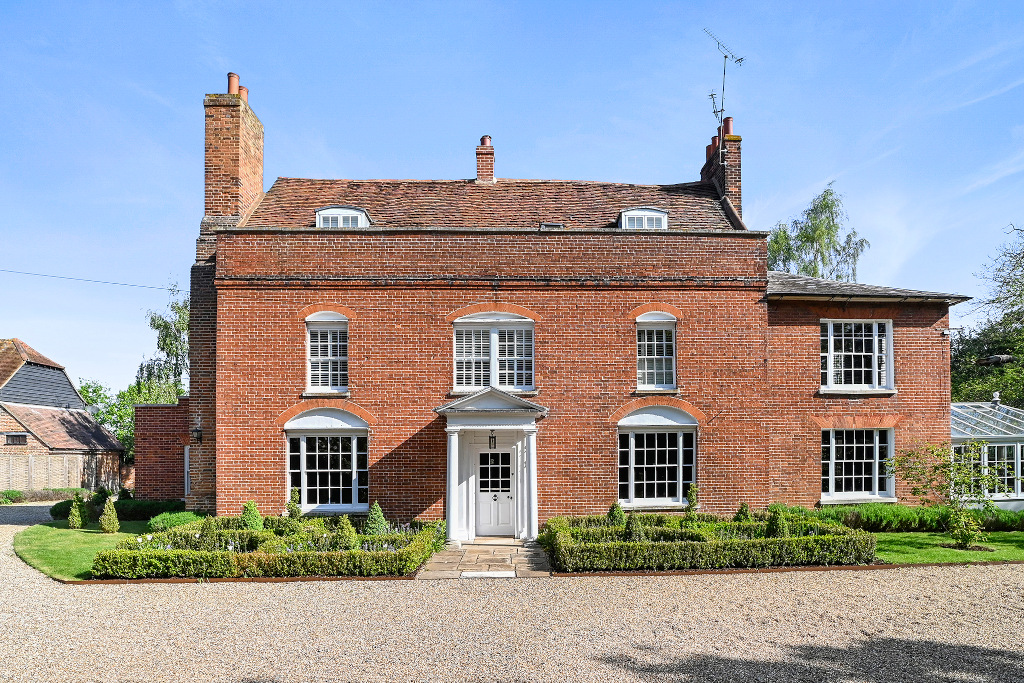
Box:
951, 396, 1024, 510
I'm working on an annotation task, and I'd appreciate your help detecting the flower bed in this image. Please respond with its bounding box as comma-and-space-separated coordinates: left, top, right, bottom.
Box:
91, 516, 446, 579
540, 513, 876, 573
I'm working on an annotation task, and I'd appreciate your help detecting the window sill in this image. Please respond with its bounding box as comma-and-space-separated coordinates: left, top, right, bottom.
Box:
817, 388, 897, 397
619, 502, 686, 511
449, 388, 539, 397
819, 496, 898, 506
301, 505, 369, 514
302, 390, 351, 399
633, 388, 679, 395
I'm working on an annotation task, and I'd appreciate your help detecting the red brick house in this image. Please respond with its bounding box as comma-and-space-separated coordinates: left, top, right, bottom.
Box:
135, 74, 966, 541
0, 339, 123, 490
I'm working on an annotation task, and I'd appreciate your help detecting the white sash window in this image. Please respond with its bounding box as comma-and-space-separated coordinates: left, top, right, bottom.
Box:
306, 311, 349, 393
636, 311, 677, 390
820, 320, 893, 390
453, 312, 535, 392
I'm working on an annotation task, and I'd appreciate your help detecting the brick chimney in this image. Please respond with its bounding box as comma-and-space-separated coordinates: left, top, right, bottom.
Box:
476, 135, 495, 184
700, 116, 742, 219
204, 72, 264, 220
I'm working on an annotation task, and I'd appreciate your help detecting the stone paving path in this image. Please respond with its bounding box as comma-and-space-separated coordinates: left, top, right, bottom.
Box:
417, 537, 551, 579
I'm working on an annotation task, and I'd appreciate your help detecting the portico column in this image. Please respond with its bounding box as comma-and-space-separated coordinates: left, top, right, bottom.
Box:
526, 428, 539, 539
446, 428, 460, 541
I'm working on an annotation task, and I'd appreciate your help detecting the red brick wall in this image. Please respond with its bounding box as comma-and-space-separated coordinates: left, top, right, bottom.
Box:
203, 95, 263, 219
134, 398, 189, 500
766, 302, 952, 506
207, 231, 771, 518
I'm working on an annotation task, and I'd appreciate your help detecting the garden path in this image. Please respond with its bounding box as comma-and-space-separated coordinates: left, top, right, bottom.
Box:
417, 537, 551, 579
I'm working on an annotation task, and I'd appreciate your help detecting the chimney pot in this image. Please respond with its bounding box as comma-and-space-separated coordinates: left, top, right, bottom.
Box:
238, 86, 248, 103
480, 135, 491, 146
711, 135, 719, 149
227, 72, 239, 94
723, 117, 734, 135
706, 144, 713, 161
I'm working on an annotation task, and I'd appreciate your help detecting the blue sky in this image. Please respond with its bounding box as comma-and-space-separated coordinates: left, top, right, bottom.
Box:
2, 1, 1023, 392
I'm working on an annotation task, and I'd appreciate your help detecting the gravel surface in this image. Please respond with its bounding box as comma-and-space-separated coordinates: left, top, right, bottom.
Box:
2, 502, 1024, 682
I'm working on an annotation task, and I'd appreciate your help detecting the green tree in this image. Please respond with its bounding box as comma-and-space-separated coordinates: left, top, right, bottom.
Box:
951, 313, 1024, 407
77, 378, 183, 464
951, 225, 1024, 407
99, 497, 120, 533
767, 183, 870, 282
137, 286, 189, 387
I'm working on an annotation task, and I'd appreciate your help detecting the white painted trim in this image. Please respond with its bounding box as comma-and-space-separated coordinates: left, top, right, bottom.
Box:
620, 207, 669, 230
305, 311, 348, 322
820, 319, 895, 392
183, 445, 191, 496
315, 206, 370, 228
636, 311, 677, 322
283, 408, 369, 431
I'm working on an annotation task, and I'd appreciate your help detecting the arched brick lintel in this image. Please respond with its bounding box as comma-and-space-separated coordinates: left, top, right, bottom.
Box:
608, 397, 708, 425
809, 415, 901, 429
445, 302, 542, 323
297, 304, 359, 321
274, 399, 378, 427
627, 302, 684, 320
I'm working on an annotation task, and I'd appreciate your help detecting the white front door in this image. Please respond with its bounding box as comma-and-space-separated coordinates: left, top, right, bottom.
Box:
476, 450, 515, 536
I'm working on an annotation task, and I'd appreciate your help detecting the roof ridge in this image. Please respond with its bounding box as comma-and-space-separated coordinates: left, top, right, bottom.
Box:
9, 339, 64, 369
272, 176, 714, 189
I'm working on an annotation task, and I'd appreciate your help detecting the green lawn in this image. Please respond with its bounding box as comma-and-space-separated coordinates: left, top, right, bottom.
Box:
14, 520, 149, 581
875, 531, 1024, 565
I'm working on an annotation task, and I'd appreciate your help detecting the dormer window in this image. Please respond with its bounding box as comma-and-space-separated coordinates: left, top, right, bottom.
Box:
620, 208, 668, 230
315, 206, 370, 229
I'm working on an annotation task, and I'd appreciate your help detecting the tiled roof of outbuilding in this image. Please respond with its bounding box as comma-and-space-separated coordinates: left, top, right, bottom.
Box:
766, 271, 969, 303
0, 339, 64, 390
240, 178, 741, 231
1, 402, 122, 452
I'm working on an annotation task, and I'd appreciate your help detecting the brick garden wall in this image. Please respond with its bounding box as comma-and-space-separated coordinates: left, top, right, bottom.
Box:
134, 398, 189, 500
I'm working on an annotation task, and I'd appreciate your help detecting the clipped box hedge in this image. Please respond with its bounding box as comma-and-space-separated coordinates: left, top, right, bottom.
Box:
92, 521, 445, 579
541, 515, 876, 573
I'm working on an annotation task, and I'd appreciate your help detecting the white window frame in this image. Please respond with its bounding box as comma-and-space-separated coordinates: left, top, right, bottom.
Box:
953, 441, 1023, 499
820, 319, 894, 392
315, 206, 370, 228
620, 207, 668, 230
820, 428, 895, 501
183, 445, 191, 497
617, 429, 696, 508
636, 312, 677, 390
305, 311, 349, 394
452, 312, 535, 392
287, 431, 370, 513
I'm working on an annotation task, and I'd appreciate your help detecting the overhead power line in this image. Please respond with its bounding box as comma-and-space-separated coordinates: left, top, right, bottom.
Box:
0, 268, 172, 290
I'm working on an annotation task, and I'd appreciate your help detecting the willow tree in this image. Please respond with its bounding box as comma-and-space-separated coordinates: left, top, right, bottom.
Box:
768, 183, 870, 282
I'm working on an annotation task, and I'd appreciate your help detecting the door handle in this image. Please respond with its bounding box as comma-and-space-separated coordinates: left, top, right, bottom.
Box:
507, 495, 513, 500
492, 494, 498, 501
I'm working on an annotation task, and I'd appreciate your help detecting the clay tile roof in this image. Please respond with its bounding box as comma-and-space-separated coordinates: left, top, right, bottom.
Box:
0, 339, 64, 390
241, 178, 738, 231
766, 271, 969, 304
1, 402, 122, 452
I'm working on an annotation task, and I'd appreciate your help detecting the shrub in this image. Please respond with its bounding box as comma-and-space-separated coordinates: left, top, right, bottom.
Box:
607, 502, 626, 526
67, 495, 84, 529
686, 483, 700, 511
92, 523, 445, 579
948, 507, 985, 549
337, 515, 359, 550
240, 501, 264, 531
733, 503, 753, 522
99, 497, 120, 533
114, 499, 186, 521
765, 506, 790, 538
148, 511, 203, 533
363, 501, 388, 536
624, 513, 646, 542
286, 487, 302, 519
50, 499, 73, 520
2, 490, 25, 504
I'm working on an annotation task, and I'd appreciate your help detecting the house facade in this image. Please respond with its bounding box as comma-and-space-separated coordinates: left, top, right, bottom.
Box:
0, 339, 123, 490
134, 74, 966, 540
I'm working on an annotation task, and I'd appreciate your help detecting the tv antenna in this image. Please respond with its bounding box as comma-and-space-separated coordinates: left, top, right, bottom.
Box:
704, 28, 744, 165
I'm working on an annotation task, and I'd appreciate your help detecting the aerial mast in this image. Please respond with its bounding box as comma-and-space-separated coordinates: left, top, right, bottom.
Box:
704, 28, 744, 166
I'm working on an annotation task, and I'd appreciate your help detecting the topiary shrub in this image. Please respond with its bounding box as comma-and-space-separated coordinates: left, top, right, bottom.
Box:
624, 513, 646, 542
337, 515, 359, 550
99, 497, 120, 533
240, 501, 264, 531
607, 502, 626, 526
67, 494, 84, 530
685, 483, 700, 511
363, 501, 388, 536
286, 487, 303, 519
765, 505, 790, 538
733, 502, 753, 522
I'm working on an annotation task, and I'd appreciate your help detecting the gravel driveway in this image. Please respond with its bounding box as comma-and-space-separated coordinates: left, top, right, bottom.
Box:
2, 503, 1024, 682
